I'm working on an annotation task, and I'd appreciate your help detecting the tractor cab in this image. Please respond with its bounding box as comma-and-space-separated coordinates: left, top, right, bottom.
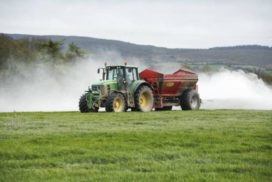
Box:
98, 65, 139, 90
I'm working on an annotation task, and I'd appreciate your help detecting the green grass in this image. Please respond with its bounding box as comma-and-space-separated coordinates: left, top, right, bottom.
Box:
0, 110, 271, 182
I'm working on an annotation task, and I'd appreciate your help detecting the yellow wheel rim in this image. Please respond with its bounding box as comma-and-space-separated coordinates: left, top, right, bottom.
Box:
113, 97, 123, 112
139, 92, 152, 110
140, 95, 146, 107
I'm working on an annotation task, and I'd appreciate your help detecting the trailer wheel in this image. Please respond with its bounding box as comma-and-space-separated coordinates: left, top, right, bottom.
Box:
135, 85, 154, 112
79, 93, 98, 113
155, 106, 172, 111
106, 92, 127, 112
180, 90, 200, 110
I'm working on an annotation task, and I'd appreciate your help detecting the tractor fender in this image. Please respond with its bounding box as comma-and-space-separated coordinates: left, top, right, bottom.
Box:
130, 80, 152, 95
109, 90, 126, 98
85, 91, 99, 109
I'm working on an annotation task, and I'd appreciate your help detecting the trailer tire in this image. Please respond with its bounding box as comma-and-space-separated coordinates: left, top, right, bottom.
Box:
79, 93, 98, 113
106, 92, 127, 112
180, 90, 200, 110
155, 106, 172, 111
134, 85, 154, 112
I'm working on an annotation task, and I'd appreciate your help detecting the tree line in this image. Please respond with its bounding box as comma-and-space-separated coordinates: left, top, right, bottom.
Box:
0, 34, 85, 71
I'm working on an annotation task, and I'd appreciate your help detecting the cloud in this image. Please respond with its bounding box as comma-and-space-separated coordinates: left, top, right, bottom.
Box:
0, 0, 271, 48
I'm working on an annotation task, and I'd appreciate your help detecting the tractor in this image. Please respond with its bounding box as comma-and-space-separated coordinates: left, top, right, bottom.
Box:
79, 64, 154, 112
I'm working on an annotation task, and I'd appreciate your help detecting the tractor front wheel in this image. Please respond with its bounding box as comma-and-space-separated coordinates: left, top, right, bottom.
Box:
106, 93, 127, 112
134, 85, 154, 112
79, 93, 98, 113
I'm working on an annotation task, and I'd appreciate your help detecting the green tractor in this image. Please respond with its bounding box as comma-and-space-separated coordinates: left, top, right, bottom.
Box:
79, 64, 154, 112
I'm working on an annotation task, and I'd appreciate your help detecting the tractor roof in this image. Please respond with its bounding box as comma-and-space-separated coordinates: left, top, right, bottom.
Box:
106, 65, 137, 68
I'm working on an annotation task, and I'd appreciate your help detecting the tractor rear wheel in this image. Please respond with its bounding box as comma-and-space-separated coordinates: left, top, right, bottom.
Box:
79, 93, 98, 113
134, 85, 154, 112
180, 90, 200, 110
106, 93, 127, 112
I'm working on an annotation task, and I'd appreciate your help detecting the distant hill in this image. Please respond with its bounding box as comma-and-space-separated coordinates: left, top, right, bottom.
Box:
5, 33, 272, 67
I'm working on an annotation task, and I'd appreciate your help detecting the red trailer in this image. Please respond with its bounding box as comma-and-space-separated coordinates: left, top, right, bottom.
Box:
140, 68, 200, 110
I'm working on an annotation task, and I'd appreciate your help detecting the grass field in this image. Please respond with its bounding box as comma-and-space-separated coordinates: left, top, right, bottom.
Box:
0, 110, 271, 182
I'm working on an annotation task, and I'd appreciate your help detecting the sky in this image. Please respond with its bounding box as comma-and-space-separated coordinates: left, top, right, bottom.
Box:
0, 0, 271, 48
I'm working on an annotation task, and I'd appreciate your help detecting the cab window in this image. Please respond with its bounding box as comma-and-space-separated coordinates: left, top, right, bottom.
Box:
125, 68, 138, 83
106, 67, 124, 80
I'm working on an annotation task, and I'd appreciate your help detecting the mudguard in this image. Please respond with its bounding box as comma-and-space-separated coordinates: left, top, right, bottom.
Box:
129, 80, 152, 95
86, 91, 99, 109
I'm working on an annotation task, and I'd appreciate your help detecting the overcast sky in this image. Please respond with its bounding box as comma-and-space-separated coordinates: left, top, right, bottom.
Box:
0, 0, 271, 48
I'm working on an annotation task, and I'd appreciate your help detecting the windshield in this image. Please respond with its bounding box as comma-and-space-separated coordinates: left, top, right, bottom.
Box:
106, 67, 124, 80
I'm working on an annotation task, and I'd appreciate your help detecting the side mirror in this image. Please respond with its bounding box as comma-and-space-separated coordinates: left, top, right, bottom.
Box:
97, 68, 100, 74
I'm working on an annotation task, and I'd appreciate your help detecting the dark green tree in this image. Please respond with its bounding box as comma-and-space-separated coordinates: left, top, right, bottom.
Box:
65, 42, 85, 62
39, 40, 63, 60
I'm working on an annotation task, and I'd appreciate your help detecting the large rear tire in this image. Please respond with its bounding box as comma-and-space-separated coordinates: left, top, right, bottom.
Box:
79, 93, 98, 113
134, 85, 154, 112
106, 93, 127, 112
180, 90, 200, 110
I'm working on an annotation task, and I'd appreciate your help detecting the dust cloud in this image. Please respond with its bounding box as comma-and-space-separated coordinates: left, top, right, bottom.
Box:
0, 52, 147, 112
0, 59, 100, 112
0, 59, 272, 112
199, 69, 272, 110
